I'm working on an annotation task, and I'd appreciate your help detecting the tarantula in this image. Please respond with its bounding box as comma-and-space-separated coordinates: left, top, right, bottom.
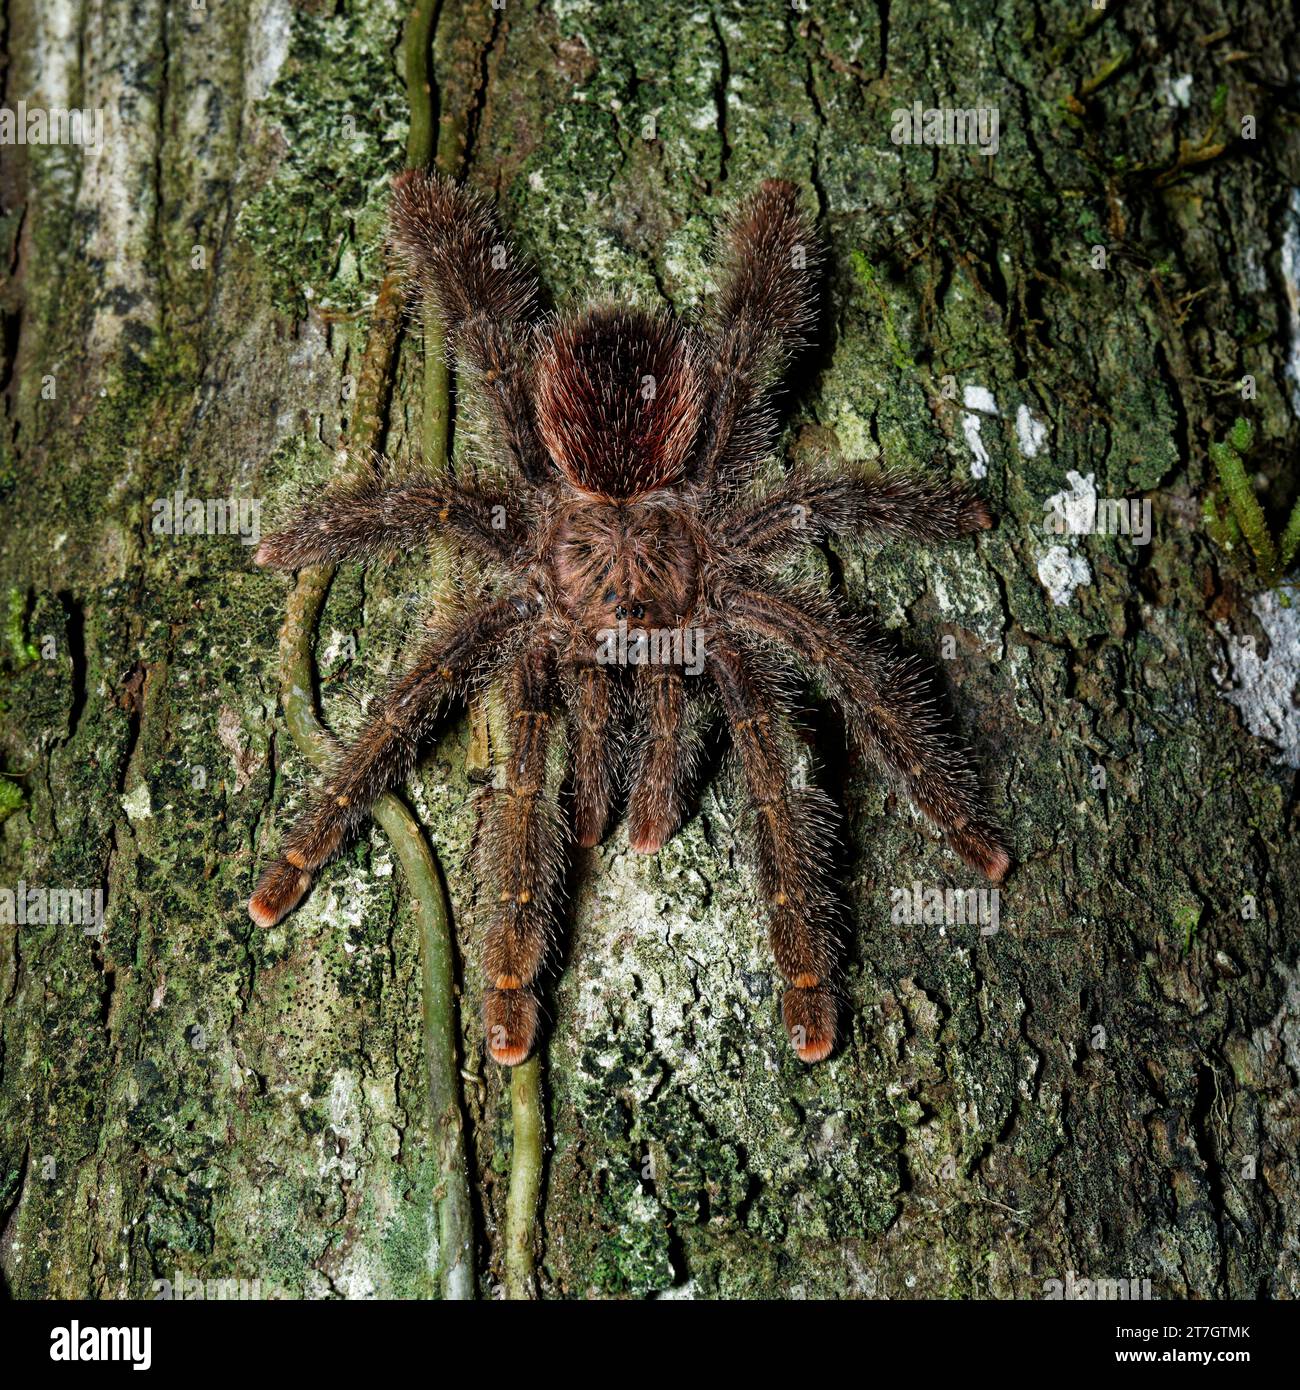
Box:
248, 173, 1009, 1067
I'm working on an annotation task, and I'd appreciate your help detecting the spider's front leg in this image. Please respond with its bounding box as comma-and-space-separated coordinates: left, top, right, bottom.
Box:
696, 180, 821, 488
481, 643, 566, 1066
248, 597, 524, 928
253, 475, 522, 571
711, 639, 841, 1063
389, 171, 551, 484
720, 463, 993, 560
626, 666, 695, 853
565, 659, 618, 848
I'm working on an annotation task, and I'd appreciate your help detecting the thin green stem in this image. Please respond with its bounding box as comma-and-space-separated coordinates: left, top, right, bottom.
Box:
276, 269, 474, 1300
406, 0, 453, 482
403, 0, 440, 171
406, 0, 546, 1299
505, 1056, 544, 1299
401, 0, 480, 1299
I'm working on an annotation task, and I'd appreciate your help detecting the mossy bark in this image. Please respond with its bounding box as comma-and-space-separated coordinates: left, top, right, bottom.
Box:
2, 0, 1298, 1299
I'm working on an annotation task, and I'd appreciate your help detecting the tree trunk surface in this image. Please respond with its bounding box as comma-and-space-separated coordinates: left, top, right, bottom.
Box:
2, 0, 1298, 1299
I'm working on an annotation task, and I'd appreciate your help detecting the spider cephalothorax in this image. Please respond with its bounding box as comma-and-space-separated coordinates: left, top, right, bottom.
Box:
249, 173, 1009, 1067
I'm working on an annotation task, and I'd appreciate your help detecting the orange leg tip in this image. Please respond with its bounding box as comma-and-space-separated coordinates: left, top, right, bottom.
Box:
627, 820, 667, 854
949, 825, 1011, 884
485, 988, 539, 1067
252, 537, 287, 568
248, 860, 311, 928
247, 895, 277, 929
796, 1034, 834, 1065
966, 499, 995, 532
782, 987, 838, 1065
985, 845, 1012, 885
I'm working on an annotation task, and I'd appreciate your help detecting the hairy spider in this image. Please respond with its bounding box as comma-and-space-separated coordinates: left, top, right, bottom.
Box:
248, 174, 1009, 1066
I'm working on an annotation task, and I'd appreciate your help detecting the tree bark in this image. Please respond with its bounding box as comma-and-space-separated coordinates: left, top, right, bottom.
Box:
2, 0, 1298, 1299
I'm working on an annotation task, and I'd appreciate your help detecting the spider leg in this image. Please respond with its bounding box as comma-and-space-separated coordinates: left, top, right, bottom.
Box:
389, 171, 551, 483
716, 580, 1010, 883
254, 475, 524, 570
626, 667, 694, 854
566, 660, 618, 848
694, 179, 821, 490
711, 638, 840, 1063
719, 462, 993, 561
482, 644, 565, 1066
248, 597, 526, 928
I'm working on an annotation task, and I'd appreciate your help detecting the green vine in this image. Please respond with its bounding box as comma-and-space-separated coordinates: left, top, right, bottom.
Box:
268, 0, 479, 1301
505, 1055, 545, 1298
273, 0, 547, 1301
405, 0, 547, 1298
274, 272, 474, 1300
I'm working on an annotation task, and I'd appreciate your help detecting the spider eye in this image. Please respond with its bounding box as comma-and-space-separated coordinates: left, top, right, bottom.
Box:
614, 604, 627, 620
630, 603, 645, 619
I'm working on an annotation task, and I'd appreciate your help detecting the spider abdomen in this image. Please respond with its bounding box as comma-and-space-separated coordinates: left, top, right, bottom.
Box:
534, 307, 704, 502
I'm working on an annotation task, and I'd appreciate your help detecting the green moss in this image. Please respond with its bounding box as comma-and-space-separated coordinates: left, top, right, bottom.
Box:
1207, 416, 1299, 584
848, 250, 917, 374
236, 0, 407, 317
0, 777, 23, 822
4, 588, 39, 667
1175, 900, 1202, 953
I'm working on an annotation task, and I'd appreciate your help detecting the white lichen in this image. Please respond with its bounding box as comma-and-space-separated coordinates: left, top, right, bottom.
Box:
1043, 470, 1098, 536
962, 385, 998, 415
1214, 589, 1300, 769
961, 414, 990, 479
960, 385, 998, 480
244, 0, 293, 106
1278, 188, 1300, 423
1158, 72, 1193, 107
1015, 403, 1048, 458
1037, 545, 1093, 607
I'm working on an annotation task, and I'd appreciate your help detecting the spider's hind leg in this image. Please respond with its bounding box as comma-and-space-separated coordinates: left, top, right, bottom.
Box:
712, 640, 841, 1064
481, 644, 566, 1066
